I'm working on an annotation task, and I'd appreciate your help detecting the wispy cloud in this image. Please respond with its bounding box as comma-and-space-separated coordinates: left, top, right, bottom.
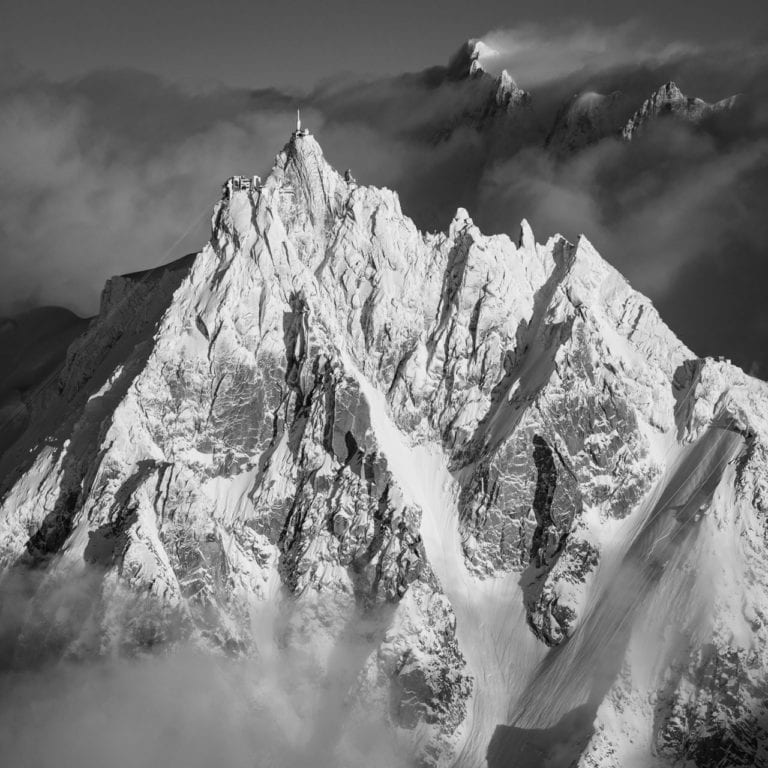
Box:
480, 22, 701, 88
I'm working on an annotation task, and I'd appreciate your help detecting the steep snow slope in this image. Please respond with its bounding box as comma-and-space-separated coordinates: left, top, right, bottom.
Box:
349, 353, 545, 765
1, 130, 767, 767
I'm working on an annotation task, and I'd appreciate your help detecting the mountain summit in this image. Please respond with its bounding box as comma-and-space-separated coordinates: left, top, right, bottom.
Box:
438, 41, 535, 152
1, 128, 767, 767
447, 38, 500, 80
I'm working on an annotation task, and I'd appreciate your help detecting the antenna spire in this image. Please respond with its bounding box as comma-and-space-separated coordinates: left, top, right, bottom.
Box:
297, 108, 301, 132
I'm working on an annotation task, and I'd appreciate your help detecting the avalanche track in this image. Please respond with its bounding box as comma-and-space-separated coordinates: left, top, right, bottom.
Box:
349, 355, 546, 768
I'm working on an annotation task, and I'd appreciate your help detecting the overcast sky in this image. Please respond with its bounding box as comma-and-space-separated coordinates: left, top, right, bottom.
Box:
3, 0, 767, 89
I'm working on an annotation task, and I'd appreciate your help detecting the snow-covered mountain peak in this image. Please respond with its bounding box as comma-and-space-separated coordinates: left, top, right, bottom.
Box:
272, 133, 345, 221
496, 68, 518, 92
433, 40, 538, 150
2, 125, 768, 768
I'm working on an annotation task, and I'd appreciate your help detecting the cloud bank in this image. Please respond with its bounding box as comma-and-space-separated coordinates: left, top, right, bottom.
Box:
0, 647, 408, 768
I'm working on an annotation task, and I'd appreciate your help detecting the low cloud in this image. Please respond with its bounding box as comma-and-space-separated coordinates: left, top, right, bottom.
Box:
476, 122, 768, 292
0, 564, 409, 768
0, 647, 408, 768
0, 652, 261, 768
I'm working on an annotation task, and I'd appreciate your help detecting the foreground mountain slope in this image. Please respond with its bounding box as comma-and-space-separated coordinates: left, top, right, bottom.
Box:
1, 130, 767, 767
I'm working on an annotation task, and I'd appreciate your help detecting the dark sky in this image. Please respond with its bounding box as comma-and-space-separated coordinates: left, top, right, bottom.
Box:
3, 0, 767, 89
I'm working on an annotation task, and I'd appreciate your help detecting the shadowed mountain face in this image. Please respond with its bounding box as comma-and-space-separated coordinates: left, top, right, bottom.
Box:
1, 132, 768, 767
0, 307, 89, 398
0, 306, 90, 456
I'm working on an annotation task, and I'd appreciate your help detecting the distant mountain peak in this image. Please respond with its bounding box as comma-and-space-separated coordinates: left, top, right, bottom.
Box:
622, 80, 739, 139
447, 38, 499, 80
545, 89, 629, 154
660, 80, 685, 98
434, 42, 534, 149
494, 69, 531, 108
